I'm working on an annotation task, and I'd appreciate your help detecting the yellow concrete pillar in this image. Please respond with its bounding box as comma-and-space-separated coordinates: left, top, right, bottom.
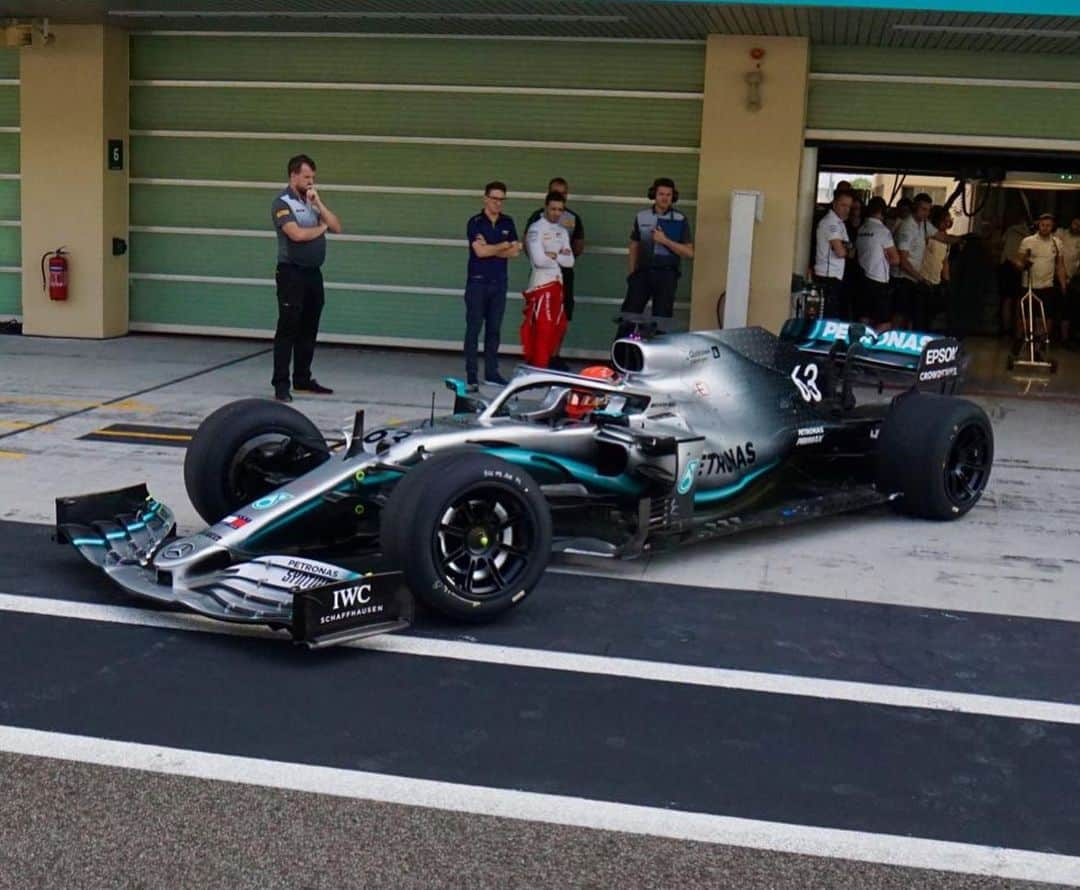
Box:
689, 35, 809, 334
20, 25, 128, 338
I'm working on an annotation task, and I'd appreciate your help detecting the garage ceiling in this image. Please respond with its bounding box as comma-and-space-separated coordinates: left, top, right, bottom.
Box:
3, 1, 1079, 54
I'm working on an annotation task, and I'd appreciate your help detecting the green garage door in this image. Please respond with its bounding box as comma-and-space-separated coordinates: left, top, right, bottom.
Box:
807, 45, 1080, 145
0, 50, 19, 319
129, 34, 704, 356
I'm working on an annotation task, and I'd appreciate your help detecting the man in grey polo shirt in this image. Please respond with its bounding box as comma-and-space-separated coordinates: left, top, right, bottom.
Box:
270, 153, 343, 402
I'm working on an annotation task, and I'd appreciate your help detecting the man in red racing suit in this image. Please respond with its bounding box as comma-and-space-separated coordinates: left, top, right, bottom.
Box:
521, 191, 575, 368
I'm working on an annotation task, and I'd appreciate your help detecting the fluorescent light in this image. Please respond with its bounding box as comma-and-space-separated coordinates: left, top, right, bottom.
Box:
892, 24, 1079, 39
109, 10, 627, 22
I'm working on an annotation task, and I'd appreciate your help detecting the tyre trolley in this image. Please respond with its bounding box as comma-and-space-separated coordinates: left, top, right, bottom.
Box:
1007, 277, 1057, 374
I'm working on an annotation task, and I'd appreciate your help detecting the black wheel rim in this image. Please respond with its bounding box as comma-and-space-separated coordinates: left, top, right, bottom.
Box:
433, 484, 533, 599
943, 422, 991, 508
227, 432, 324, 504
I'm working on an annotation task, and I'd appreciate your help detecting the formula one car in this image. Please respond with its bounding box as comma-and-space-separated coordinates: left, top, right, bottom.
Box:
57, 317, 993, 647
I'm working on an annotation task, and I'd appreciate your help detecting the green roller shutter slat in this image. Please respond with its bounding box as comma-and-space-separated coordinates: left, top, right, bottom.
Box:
130, 280, 277, 329
0, 50, 17, 80
129, 279, 688, 353
0, 180, 19, 219
129, 232, 691, 302
131, 136, 700, 200
131, 36, 705, 93
131, 87, 701, 149
811, 44, 1080, 84
0, 271, 19, 316
0, 227, 20, 265
129, 186, 694, 251
808, 81, 1080, 140
0, 86, 19, 129
0, 133, 19, 175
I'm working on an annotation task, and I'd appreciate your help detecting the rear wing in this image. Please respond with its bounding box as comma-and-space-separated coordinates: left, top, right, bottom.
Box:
779, 318, 965, 394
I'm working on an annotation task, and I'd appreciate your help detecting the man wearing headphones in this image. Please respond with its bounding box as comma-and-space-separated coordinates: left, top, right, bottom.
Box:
618, 177, 694, 337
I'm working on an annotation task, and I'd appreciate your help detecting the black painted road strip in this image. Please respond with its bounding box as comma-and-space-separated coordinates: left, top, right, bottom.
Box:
78, 423, 194, 448
4, 519, 1079, 706
0, 346, 270, 443
0, 611, 1077, 856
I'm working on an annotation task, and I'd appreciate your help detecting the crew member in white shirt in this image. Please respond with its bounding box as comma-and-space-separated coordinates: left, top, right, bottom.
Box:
998, 209, 1030, 336
1058, 217, 1080, 348
921, 205, 953, 331
856, 196, 900, 329
813, 189, 853, 318
1015, 212, 1069, 344
894, 192, 933, 330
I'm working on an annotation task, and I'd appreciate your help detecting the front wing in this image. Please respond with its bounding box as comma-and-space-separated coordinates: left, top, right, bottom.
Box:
55, 483, 412, 647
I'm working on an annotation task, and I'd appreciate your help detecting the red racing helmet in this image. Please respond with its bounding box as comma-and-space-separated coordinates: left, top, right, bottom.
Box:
566, 365, 618, 420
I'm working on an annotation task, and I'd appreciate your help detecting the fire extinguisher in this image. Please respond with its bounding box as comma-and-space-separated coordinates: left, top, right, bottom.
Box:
41, 247, 68, 301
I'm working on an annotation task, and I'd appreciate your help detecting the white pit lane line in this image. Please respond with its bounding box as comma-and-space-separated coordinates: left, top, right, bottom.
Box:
0, 725, 1077, 886
2, 592, 1080, 727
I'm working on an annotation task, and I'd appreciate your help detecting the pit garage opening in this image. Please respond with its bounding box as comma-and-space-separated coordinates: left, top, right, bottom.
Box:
805, 141, 1080, 395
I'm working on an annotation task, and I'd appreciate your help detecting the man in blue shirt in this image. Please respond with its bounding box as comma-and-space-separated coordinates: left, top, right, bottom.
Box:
270, 153, 342, 402
618, 177, 694, 338
464, 181, 522, 389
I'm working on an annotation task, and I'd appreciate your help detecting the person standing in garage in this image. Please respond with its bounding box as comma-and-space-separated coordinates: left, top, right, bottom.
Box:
1056, 216, 1080, 283
998, 208, 1030, 337
856, 196, 899, 329
921, 206, 953, 331
894, 193, 933, 330
270, 154, 343, 403
1056, 216, 1080, 348
1015, 212, 1069, 346
812, 189, 852, 319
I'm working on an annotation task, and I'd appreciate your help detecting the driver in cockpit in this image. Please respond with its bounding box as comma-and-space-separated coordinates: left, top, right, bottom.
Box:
565, 365, 618, 420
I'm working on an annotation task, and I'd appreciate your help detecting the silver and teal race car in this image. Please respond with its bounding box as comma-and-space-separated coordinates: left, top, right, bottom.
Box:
57, 317, 993, 647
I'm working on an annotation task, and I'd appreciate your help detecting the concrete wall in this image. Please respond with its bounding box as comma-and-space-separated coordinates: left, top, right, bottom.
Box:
20, 25, 128, 338
689, 36, 809, 334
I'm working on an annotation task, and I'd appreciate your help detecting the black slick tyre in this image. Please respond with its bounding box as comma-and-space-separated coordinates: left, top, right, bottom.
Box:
184, 398, 328, 525
380, 451, 552, 621
876, 393, 993, 520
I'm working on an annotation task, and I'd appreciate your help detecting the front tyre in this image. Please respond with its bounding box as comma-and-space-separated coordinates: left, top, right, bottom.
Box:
877, 393, 993, 520
381, 452, 552, 621
184, 398, 328, 525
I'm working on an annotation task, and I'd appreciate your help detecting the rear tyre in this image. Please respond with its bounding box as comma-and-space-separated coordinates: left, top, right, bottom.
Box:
877, 393, 993, 520
184, 398, 328, 525
381, 452, 552, 621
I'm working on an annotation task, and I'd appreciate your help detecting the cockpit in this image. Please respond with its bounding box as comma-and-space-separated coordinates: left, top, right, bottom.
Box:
486, 366, 650, 427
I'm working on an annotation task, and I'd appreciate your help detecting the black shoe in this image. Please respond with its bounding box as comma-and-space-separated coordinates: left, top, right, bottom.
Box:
483, 373, 509, 386
274, 387, 292, 402
548, 357, 571, 372
466, 380, 479, 393
294, 379, 333, 394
